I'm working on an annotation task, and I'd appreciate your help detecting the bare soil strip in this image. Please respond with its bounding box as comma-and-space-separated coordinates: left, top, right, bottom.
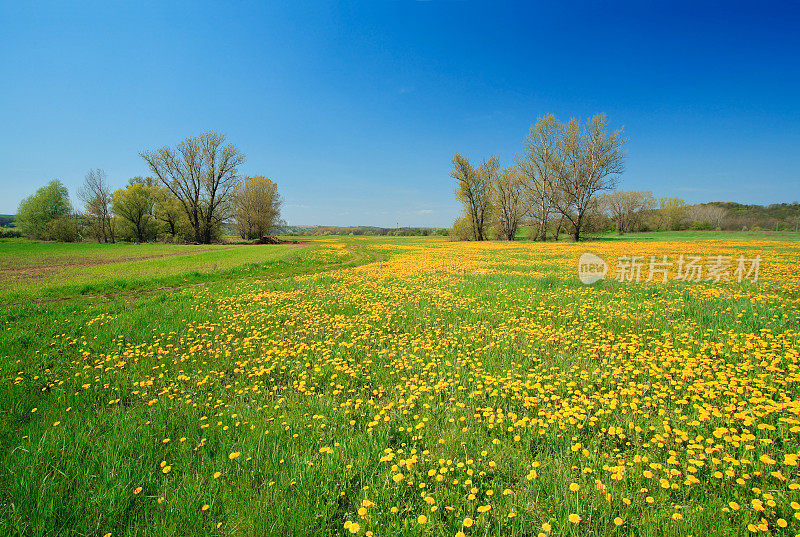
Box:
3, 244, 377, 308
0, 246, 242, 284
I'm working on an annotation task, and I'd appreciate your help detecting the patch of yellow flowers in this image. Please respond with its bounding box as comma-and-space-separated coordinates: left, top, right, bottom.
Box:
19, 236, 800, 535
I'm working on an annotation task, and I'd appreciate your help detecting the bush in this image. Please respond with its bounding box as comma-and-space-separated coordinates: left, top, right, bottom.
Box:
449, 216, 473, 241
0, 228, 22, 238
48, 216, 80, 242
690, 220, 712, 231
16, 180, 74, 240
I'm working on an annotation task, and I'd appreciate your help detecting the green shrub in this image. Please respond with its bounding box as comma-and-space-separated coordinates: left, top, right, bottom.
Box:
449, 215, 474, 241
690, 220, 712, 230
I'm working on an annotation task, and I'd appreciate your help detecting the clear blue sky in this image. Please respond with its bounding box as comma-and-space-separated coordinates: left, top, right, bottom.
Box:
1, 1, 798, 227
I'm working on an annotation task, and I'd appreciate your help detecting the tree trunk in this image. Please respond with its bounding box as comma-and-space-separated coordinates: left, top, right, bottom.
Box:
572, 214, 581, 242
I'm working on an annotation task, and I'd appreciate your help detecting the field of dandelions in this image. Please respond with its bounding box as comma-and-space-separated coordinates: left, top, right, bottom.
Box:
2, 234, 799, 536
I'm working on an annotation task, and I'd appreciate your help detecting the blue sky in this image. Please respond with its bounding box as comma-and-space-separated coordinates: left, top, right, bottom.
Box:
1, 1, 798, 227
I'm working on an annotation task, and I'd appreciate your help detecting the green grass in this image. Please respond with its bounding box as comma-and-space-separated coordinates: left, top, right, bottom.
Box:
1, 233, 799, 536
0, 239, 365, 304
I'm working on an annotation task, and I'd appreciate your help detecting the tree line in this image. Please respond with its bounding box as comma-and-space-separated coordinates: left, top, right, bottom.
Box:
452, 114, 626, 242
14, 132, 283, 244
450, 114, 800, 240
287, 226, 449, 237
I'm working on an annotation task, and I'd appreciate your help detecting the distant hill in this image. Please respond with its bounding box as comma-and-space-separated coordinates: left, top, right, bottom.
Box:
0, 214, 15, 228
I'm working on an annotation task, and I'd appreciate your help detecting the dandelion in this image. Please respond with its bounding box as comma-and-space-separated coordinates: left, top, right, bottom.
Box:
568, 514, 581, 524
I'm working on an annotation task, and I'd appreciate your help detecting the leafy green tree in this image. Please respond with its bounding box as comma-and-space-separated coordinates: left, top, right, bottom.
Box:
451, 153, 498, 241
16, 180, 77, 241
448, 215, 474, 241
112, 177, 159, 242
232, 175, 283, 240
153, 187, 186, 240
656, 197, 688, 231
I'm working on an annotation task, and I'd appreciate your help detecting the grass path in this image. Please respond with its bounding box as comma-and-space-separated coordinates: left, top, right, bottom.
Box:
1, 240, 381, 307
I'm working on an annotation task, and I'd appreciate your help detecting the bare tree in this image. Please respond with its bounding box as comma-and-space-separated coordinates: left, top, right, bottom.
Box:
518, 115, 560, 241
451, 153, 498, 241
601, 190, 655, 233
686, 204, 728, 229
79, 169, 115, 243
548, 115, 626, 242
493, 166, 525, 241
707, 205, 728, 229
140, 132, 245, 244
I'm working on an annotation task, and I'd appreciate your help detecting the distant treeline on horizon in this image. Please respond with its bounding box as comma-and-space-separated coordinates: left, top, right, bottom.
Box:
3, 201, 800, 236
280, 225, 449, 237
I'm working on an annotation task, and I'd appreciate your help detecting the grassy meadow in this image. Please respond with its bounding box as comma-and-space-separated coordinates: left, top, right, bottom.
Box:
2, 232, 800, 536
0, 239, 361, 305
